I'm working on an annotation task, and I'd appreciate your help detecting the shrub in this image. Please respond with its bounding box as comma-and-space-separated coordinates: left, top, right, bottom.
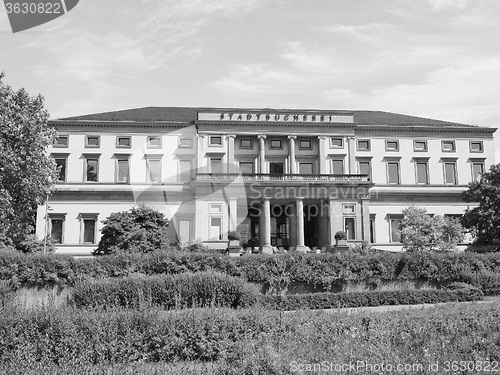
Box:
262, 287, 483, 310
227, 231, 241, 241
93, 205, 171, 256
72, 271, 261, 309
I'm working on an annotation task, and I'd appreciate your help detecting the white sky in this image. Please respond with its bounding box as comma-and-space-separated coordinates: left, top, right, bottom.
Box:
1, 0, 499, 161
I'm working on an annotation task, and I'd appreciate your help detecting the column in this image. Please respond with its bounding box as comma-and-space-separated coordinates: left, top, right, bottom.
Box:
347, 136, 356, 174
196, 134, 205, 174
361, 197, 370, 242
317, 136, 327, 174
260, 198, 273, 254
288, 135, 297, 174
229, 197, 238, 231
226, 134, 236, 173
328, 199, 343, 246
258, 135, 267, 174
295, 198, 309, 252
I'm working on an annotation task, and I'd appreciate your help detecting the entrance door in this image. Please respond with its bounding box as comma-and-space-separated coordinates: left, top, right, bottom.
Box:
304, 205, 319, 249
269, 162, 284, 175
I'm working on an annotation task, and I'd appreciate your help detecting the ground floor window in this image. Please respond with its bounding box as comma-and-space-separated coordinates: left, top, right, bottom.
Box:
389, 216, 402, 243
79, 214, 98, 244
344, 217, 355, 240
50, 219, 63, 244
210, 217, 222, 240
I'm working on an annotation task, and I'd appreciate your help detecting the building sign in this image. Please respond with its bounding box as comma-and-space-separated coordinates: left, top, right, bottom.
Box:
198, 111, 353, 123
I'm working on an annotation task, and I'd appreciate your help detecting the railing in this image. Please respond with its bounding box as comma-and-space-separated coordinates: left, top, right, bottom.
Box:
196, 173, 370, 182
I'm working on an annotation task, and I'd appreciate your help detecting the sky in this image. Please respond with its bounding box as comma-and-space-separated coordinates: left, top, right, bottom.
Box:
1, 0, 499, 160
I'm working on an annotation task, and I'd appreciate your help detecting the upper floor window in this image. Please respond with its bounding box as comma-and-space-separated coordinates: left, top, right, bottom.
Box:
270, 139, 282, 149
83, 155, 100, 182
54, 158, 67, 182
414, 140, 427, 152
331, 159, 344, 175
209, 136, 222, 146
358, 160, 371, 180
210, 157, 223, 174
330, 138, 343, 148
444, 162, 457, 185
299, 162, 313, 174
116, 136, 131, 148
387, 162, 400, 184
442, 140, 456, 152
385, 140, 399, 151
145, 155, 162, 183
472, 162, 484, 181
115, 155, 131, 183
147, 136, 162, 149
239, 162, 254, 174
299, 139, 312, 149
470, 141, 483, 153
54, 135, 68, 148
179, 138, 192, 148
240, 139, 253, 149
415, 161, 429, 184
85, 136, 100, 148
357, 140, 370, 151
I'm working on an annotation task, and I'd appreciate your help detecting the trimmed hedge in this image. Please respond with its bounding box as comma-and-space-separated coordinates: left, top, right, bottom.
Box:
1, 251, 500, 294
72, 272, 260, 309
263, 285, 484, 310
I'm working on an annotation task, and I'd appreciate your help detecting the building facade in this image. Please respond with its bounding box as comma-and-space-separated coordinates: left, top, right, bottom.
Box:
35, 107, 496, 255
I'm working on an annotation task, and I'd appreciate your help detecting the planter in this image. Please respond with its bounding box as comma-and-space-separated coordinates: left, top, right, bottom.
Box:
227, 239, 242, 257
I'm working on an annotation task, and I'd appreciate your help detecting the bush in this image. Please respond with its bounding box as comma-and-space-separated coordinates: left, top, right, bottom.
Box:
227, 231, 240, 241
72, 271, 261, 309
262, 287, 483, 310
93, 205, 171, 256
334, 231, 347, 240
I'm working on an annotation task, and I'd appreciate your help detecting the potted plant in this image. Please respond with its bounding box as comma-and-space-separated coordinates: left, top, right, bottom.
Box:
334, 231, 348, 247
227, 230, 242, 257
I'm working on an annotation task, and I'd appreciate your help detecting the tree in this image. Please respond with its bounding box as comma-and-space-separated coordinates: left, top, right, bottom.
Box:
400, 206, 464, 252
461, 163, 500, 247
0, 73, 58, 248
93, 205, 171, 255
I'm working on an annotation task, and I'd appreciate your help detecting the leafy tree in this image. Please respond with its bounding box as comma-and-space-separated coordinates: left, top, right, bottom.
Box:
93, 205, 171, 255
461, 163, 500, 247
400, 206, 464, 252
0, 73, 58, 248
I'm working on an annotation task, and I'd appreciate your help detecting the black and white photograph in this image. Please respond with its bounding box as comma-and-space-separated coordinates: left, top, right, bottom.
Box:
1, 0, 500, 373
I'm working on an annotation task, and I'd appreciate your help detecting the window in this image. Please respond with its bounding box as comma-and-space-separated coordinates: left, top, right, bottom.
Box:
179, 138, 192, 148
84, 157, 99, 182
389, 217, 402, 243
444, 162, 457, 184
442, 141, 455, 152
239, 162, 254, 174
54, 135, 68, 148
49, 215, 65, 244
85, 136, 100, 148
299, 140, 312, 149
210, 217, 222, 240
357, 140, 370, 151
299, 163, 313, 174
178, 220, 191, 244
210, 158, 222, 174
147, 136, 162, 148
209, 136, 222, 146
54, 158, 67, 182
369, 214, 376, 243
385, 140, 399, 151
330, 138, 343, 148
116, 136, 131, 148
147, 158, 161, 183
387, 162, 400, 184
269, 162, 284, 175
270, 139, 282, 149
332, 159, 344, 175
116, 157, 130, 183
79, 214, 98, 244
240, 139, 253, 149
179, 160, 191, 182
344, 217, 355, 240
414, 140, 427, 152
210, 204, 223, 214
83, 220, 96, 244
358, 160, 371, 179
470, 141, 483, 153
343, 204, 355, 214
415, 162, 429, 184
472, 162, 484, 181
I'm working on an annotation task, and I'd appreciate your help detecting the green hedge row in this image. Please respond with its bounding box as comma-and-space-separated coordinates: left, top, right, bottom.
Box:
72, 272, 260, 309
263, 285, 484, 310
1, 250, 500, 293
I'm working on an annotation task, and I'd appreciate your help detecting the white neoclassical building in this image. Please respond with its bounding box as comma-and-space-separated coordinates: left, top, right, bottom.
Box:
35, 107, 496, 255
